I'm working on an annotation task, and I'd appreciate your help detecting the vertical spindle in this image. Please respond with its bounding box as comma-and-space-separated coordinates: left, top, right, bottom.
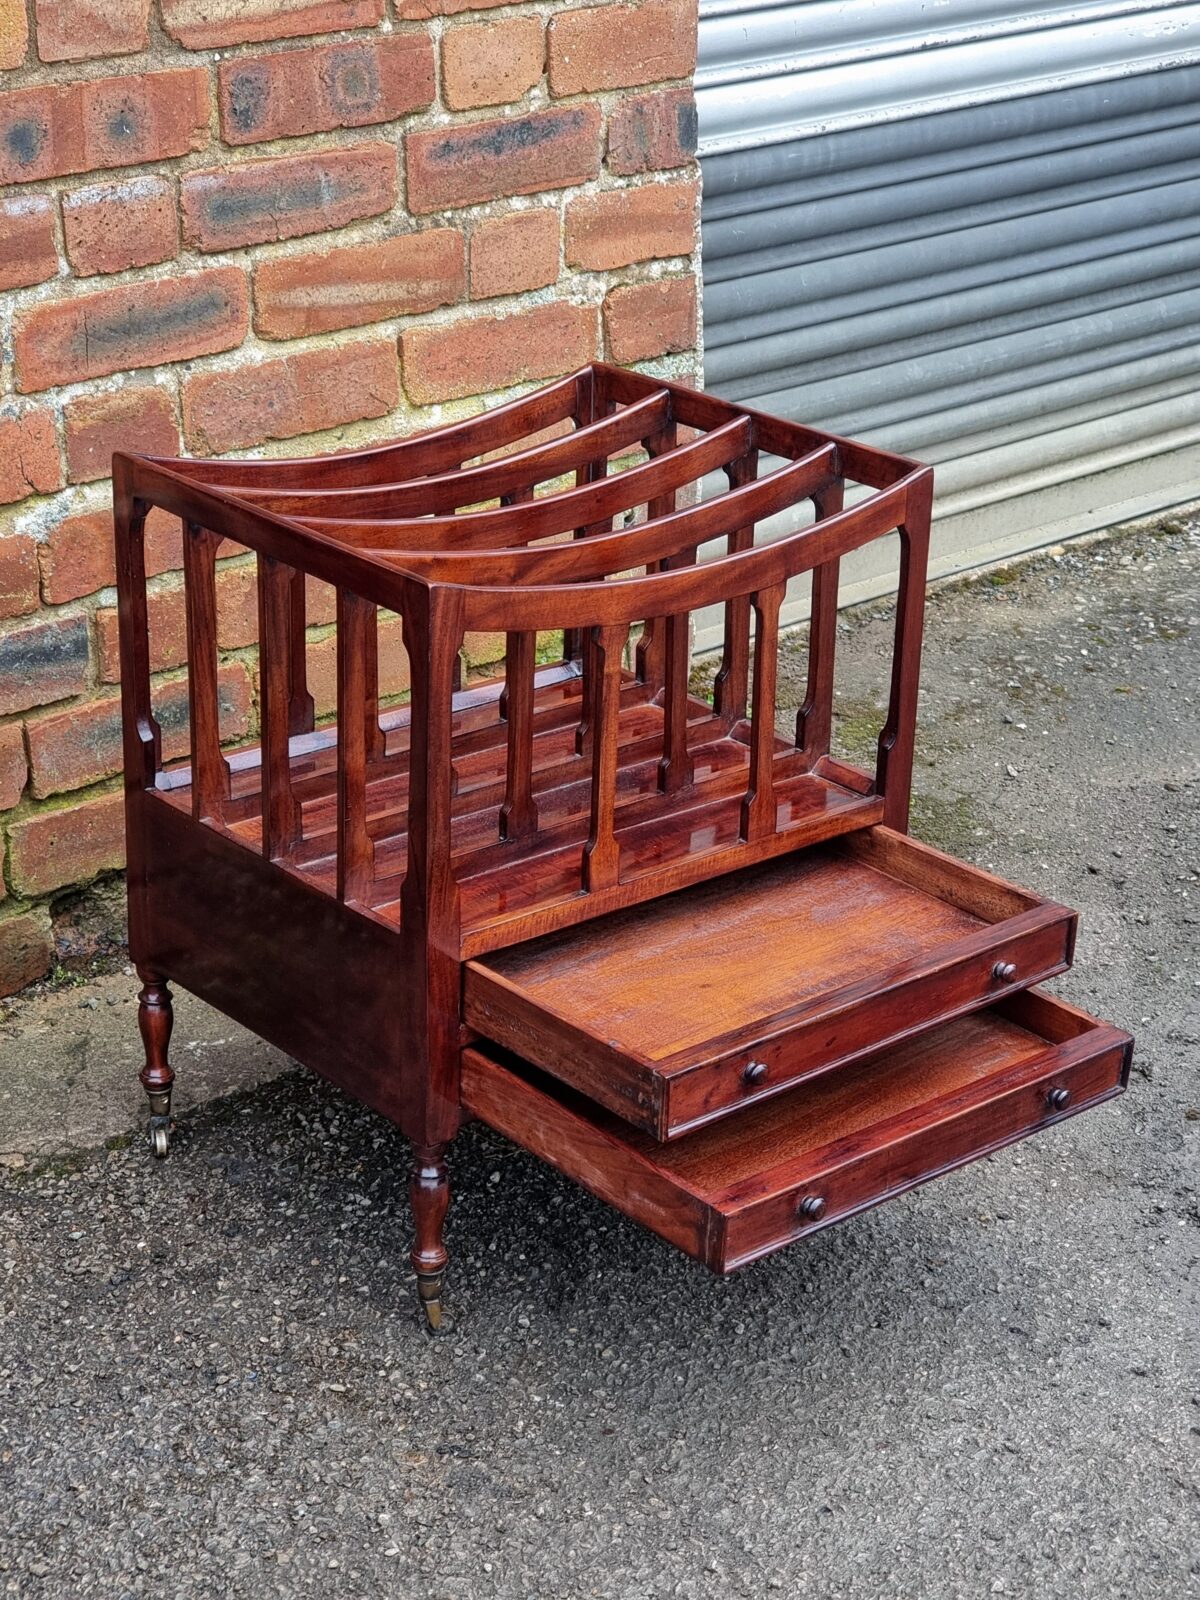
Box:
499, 630, 538, 843
182, 521, 228, 823
257, 554, 301, 859
739, 581, 785, 843
658, 560, 695, 794
583, 623, 626, 893
337, 590, 376, 903
876, 469, 933, 830
288, 567, 315, 737
796, 480, 845, 762
633, 420, 679, 690
712, 450, 760, 726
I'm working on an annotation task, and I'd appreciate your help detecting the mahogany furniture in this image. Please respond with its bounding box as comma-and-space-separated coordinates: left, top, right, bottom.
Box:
115, 363, 1131, 1328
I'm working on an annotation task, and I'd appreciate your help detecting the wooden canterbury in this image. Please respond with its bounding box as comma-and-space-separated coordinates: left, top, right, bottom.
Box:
116, 363, 1131, 1328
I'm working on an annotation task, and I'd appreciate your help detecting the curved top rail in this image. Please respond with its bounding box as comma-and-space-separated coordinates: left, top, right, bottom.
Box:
444, 470, 927, 633
151, 370, 592, 489
359, 443, 840, 584
302, 416, 755, 551
207, 391, 673, 518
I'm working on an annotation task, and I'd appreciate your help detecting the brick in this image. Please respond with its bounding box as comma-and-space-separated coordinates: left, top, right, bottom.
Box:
397, 0, 504, 14
565, 178, 698, 270
8, 789, 125, 895
64, 385, 178, 484
97, 582, 186, 681
161, 0, 383, 49
183, 337, 399, 455
0, 613, 89, 716
37, 503, 182, 604
442, 17, 543, 111
308, 613, 408, 718
254, 228, 464, 340
0, 0, 29, 69
36, 0, 150, 62
0, 195, 58, 291
0, 408, 62, 505
0, 534, 39, 620
407, 104, 601, 214
604, 275, 696, 363
470, 208, 559, 300
549, 0, 695, 96
0, 911, 55, 998
0, 723, 26, 809
40, 511, 113, 604
462, 630, 505, 670
62, 176, 177, 277
608, 86, 697, 175
219, 34, 434, 146
0, 68, 209, 187
14, 267, 248, 393
26, 663, 251, 797
402, 300, 595, 405
182, 144, 396, 254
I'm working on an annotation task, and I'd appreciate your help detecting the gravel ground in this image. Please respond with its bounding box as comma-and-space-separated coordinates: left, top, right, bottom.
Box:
1, 517, 1197, 1599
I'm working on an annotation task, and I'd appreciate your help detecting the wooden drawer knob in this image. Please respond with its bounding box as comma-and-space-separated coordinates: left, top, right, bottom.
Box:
992, 960, 1018, 982
1046, 1086, 1071, 1111
743, 1059, 768, 1086
797, 1194, 826, 1222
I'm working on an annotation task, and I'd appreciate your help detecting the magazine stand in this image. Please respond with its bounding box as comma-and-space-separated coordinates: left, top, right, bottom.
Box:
116, 364, 1131, 1327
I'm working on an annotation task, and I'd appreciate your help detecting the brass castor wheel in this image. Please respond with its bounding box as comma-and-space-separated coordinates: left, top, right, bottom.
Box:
417, 1272, 444, 1332
148, 1114, 172, 1159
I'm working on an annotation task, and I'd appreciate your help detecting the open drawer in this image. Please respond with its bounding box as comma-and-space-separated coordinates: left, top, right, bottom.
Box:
464, 827, 1078, 1139
461, 990, 1131, 1274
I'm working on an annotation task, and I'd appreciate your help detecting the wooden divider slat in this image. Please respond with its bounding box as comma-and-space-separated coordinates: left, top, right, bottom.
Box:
182, 521, 228, 824
740, 581, 786, 843
337, 590, 376, 902
796, 479, 846, 763
257, 554, 301, 859
583, 623, 628, 893
499, 630, 539, 844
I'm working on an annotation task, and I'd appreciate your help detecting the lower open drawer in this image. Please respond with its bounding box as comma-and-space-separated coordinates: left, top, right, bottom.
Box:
461, 990, 1131, 1273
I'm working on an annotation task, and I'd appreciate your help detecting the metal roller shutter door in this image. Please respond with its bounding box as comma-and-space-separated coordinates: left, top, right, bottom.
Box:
695, 2, 1200, 616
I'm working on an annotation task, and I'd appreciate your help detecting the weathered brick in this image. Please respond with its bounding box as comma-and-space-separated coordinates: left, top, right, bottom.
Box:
40, 511, 114, 604
7, 788, 125, 895
14, 267, 248, 392
442, 17, 543, 111
38, 503, 183, 605
402, 301, 595, 404
0, 408, 62, 507
462, 629, 505, 670
220, 34, 433, 146
608, 86, 697, 175
64, 385, 178, 484
96, 581, 186, 681
35, 0, 150, 62
0, 68, 209, 187
0, 0, 29, 69
565, 178, 698, 270
0, 613, 90, 716
549, 0, 695, 96
0, 534, 39, 620
0, 723, 26, 809
161, 0, 383, 49
470, 208, 559, 300
407, 104, 601, 214
0, 195, 58, 291
254, 229, 464, 340
397, 0, 504, 14
0, 910, 55, 998
26, 663, 251, 797
604, 274, 696, 363
62, 176, 177, 277
308, 613, 408, 718
182, 144, 396, 253
183, 337, 399, 455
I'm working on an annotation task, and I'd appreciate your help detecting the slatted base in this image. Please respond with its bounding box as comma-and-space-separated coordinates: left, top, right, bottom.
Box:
156, 664, 883, 953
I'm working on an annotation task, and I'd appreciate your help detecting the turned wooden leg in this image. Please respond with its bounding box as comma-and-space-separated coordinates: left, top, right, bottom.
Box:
409, 1143, 450, 1331
137, 971, 175, 1159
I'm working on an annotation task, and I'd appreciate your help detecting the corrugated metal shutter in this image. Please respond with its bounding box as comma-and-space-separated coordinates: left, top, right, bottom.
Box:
695, 2, 1200, 613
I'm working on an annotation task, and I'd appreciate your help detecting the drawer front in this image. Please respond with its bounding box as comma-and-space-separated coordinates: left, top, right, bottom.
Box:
667, 911, 1075, 1137
718, 1025, 1129, 1271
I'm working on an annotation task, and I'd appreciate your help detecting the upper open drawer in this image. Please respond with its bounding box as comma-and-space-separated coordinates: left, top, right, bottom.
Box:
464, 827, 1077, 1140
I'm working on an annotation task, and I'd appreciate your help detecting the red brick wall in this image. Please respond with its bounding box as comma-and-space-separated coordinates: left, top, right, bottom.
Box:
0, 0, 701, 994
